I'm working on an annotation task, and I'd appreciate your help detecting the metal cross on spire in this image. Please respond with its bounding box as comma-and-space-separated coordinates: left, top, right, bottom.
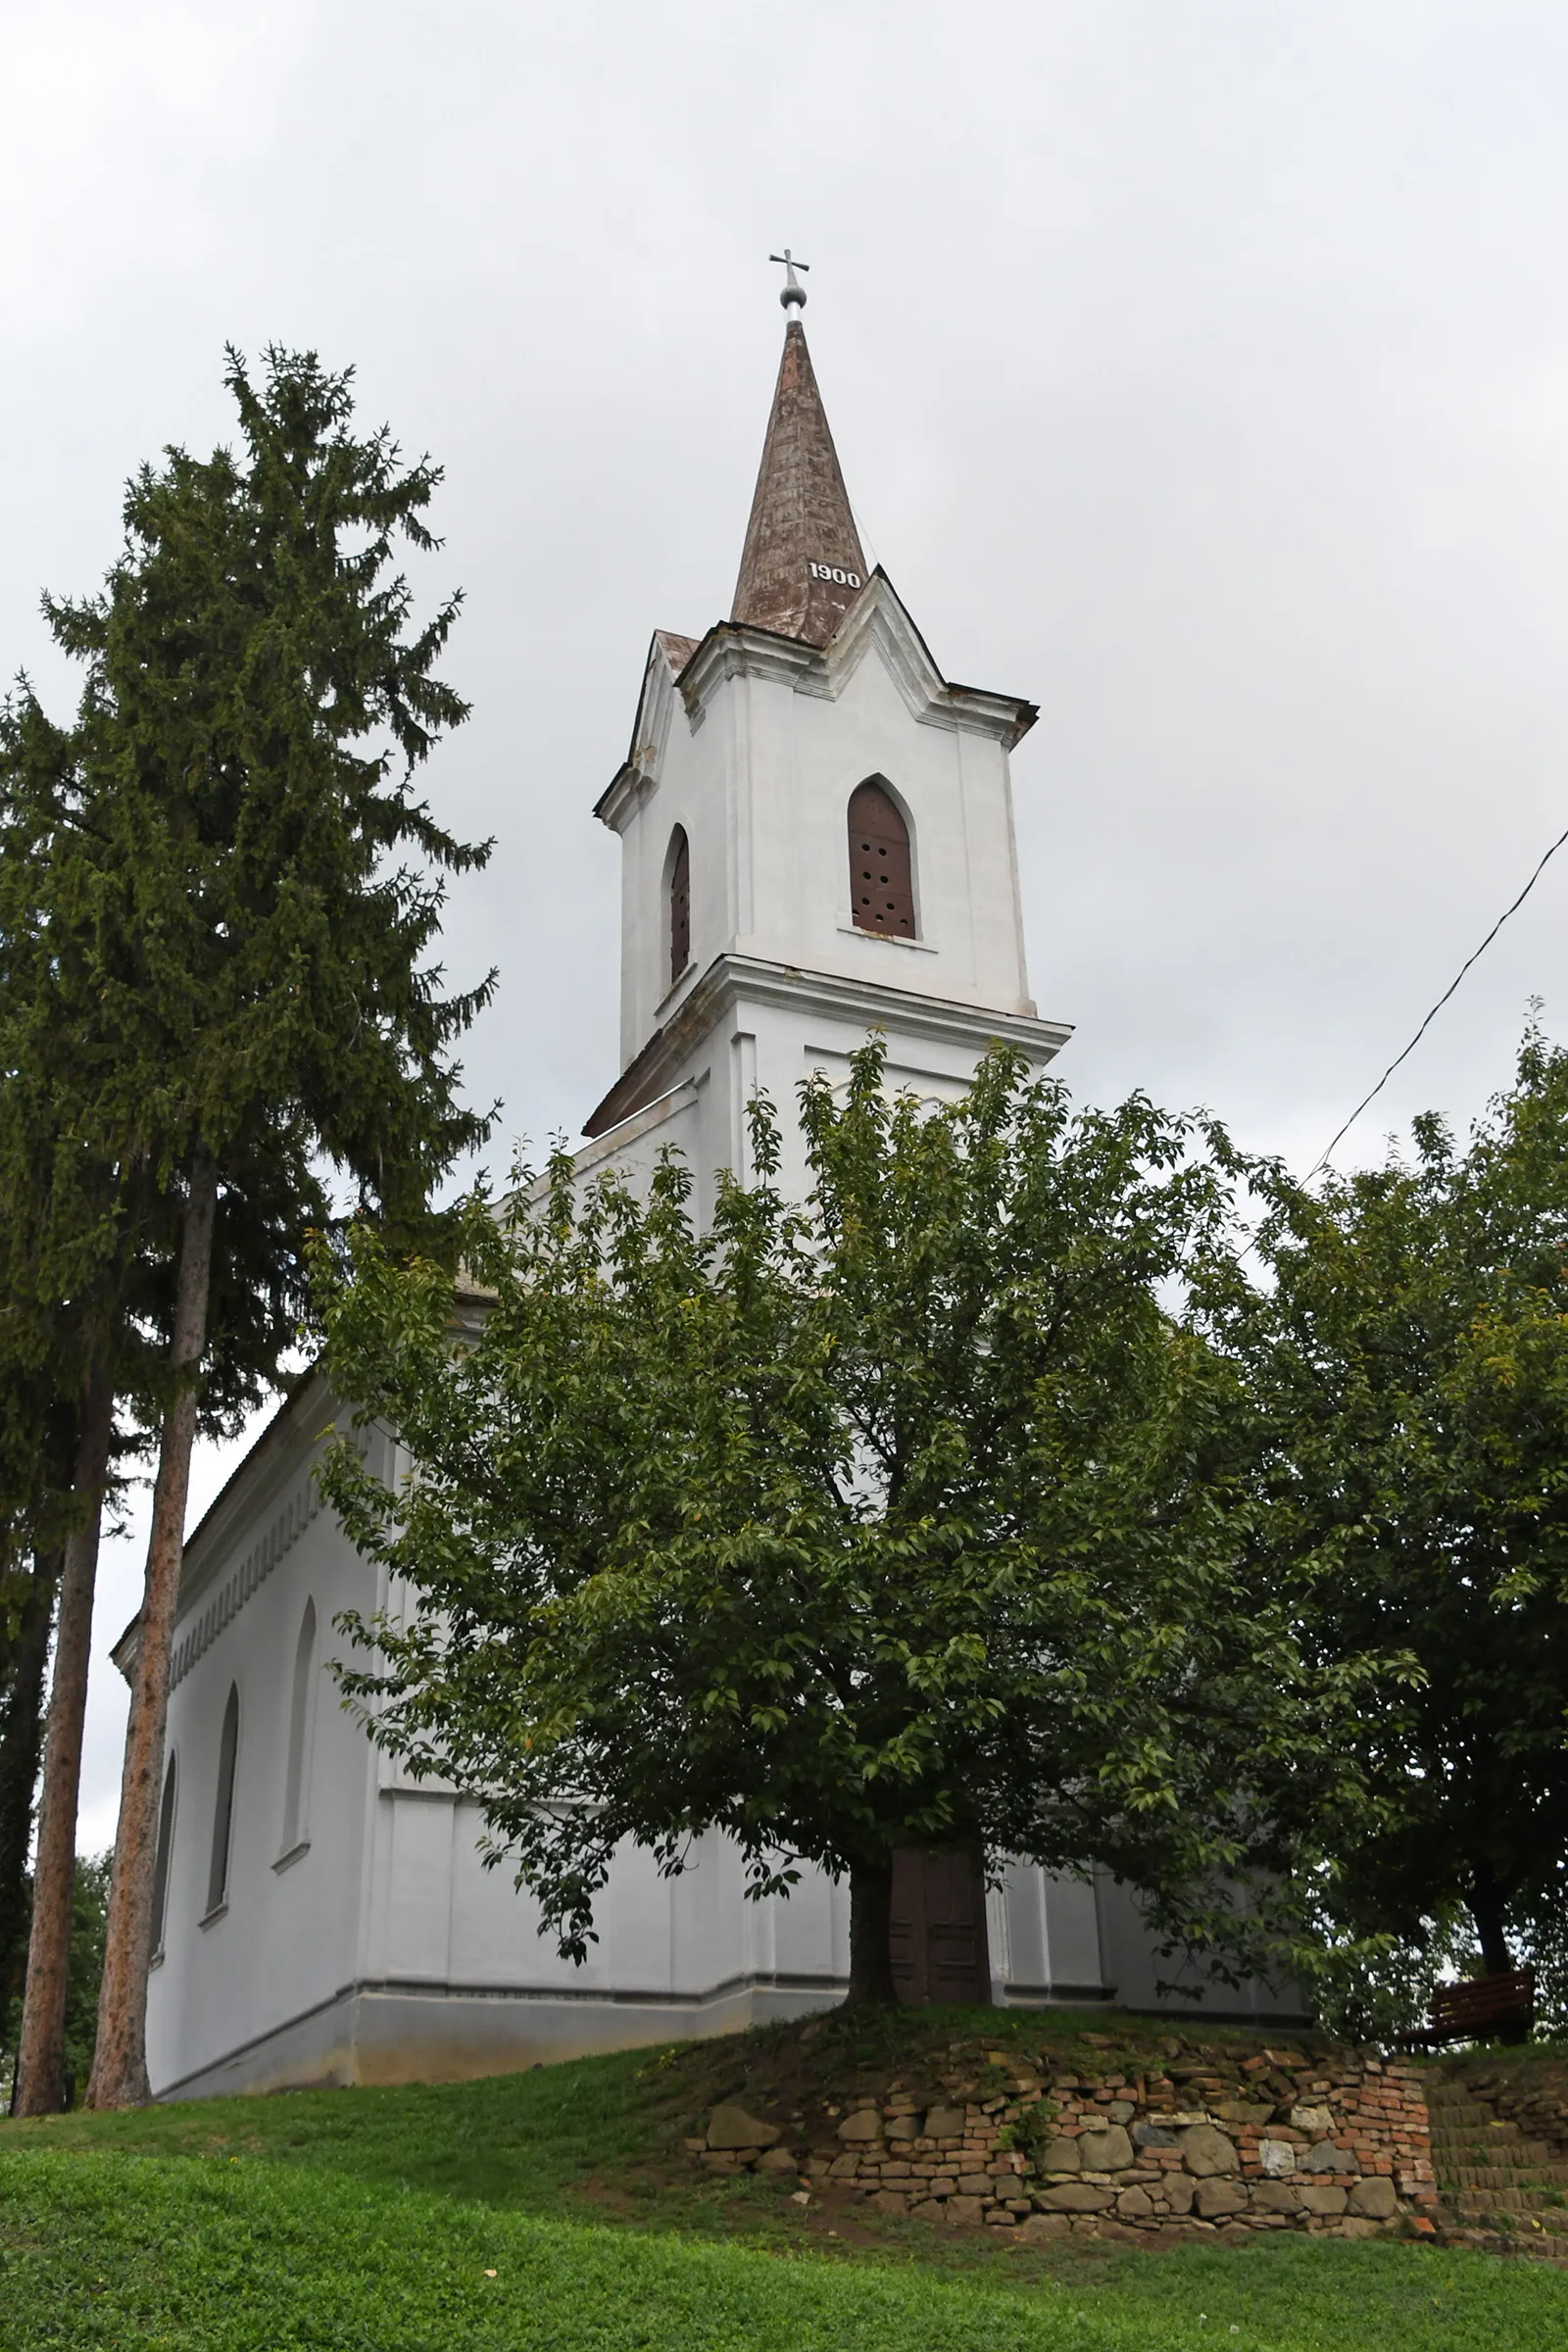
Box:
769, 249, 808, 312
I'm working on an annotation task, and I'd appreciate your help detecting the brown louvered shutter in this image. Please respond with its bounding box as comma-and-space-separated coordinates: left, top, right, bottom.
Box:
669, 827, 691, 987
848, 780, 914, 937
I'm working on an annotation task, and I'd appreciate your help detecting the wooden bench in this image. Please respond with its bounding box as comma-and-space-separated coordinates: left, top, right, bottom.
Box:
1398, 1968, 1535, 2049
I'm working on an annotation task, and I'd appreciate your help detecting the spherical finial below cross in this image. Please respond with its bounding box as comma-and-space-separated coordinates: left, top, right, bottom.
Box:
769, 248, 809, 312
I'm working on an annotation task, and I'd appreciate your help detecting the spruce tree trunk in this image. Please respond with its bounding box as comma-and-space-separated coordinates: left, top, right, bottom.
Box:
845, 1859, 898, 2006
14, 1364, 117, 2117
89, 1152, 218, 2109
0, 1551, 62, 2068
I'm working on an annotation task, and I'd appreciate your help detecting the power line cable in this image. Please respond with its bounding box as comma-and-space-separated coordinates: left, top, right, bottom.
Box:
1306, 814, 1568, 1180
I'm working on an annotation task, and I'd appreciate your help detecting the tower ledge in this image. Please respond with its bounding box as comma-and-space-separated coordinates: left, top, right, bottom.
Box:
582, 952, 1070, 1140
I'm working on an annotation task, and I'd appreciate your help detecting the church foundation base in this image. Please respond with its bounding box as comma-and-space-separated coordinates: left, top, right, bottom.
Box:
152, 1968, 1317, 2103
153, 1973, 849, 2102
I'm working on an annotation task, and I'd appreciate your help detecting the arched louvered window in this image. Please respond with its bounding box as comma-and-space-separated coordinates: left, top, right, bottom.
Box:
281, 1598, 317, 1855
151, 1756, 177, 1955
848, 779, 915, 938
668, 826, 691, 987
206, 1685, 239, 1916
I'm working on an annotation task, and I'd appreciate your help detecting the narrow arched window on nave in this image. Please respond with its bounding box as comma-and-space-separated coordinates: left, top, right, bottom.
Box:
151, 1756, 177, 1954
206, 1685, 240, 1916
281, 1598, 318, 1855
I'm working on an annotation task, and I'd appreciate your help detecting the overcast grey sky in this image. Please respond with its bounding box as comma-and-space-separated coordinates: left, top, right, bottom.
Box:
10, 0, 1568, 1843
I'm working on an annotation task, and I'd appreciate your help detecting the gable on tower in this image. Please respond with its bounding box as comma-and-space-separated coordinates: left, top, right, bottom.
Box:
665, 565, 1037, 745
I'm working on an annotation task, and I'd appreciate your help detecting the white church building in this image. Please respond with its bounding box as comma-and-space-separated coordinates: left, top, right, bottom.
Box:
134, 288, 1302, 2101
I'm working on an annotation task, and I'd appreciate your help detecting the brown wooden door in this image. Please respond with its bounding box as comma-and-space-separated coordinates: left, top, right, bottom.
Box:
889, 1846, 993, 2006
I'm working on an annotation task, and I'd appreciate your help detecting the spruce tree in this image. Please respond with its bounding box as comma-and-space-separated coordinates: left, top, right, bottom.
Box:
1, 679, 302, 2110
0, 688, 128, 2109
0, 1544, 64, 2065
10, 347, 492, 2108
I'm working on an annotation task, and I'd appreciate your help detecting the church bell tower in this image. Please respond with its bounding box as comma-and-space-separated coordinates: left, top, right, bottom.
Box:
582, 275, 1070, 1201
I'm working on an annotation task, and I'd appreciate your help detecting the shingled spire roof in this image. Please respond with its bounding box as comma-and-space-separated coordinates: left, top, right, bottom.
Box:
730, 319, 868, 647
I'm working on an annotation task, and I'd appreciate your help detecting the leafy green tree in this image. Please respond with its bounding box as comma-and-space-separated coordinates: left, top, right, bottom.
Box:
2, 1852, 111, 2110
60, 1852, 111, 2102
1216, 1029, 1568, 2029
317, 1044, 1379, 2004
7, 346, 493, 2108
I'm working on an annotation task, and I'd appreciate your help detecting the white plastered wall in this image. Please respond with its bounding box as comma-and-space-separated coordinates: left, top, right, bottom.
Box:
611, 589, 1040, 1072
147, 1390, 385, 2097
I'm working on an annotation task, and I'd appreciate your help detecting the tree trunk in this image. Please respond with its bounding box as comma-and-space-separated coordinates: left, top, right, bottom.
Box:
845, 1860, 898, 2006
1469, 1867, 1513, 1979
14, 1364, 117, 2117
0, 1550, 62, 2065
88, 1151, 218, 2110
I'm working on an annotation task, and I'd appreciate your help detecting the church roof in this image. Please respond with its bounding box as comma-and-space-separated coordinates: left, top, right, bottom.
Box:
730, 319, 868, 647
654, 629, 700, 677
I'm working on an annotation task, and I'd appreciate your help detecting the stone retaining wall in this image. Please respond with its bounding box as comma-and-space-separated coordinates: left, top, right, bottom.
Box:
695, 2040, 1439, 2244
1451, 2055, 1568, 2156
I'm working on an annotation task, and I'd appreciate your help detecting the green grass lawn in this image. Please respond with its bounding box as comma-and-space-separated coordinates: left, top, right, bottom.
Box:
2, 2031, 1564, 2351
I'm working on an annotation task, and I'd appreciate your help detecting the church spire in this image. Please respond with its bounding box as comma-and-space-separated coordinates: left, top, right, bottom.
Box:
730, 318, 868, 647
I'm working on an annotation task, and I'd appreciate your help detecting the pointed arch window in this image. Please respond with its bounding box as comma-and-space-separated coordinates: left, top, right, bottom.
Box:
205, 1685, 240, 1919
280, 1599, 317, 1859
151, 1756, 177, 1957
668, 825, 691, 987
848, 779, 915, 938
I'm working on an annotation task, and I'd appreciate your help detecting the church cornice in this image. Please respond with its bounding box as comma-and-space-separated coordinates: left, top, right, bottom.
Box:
715, 952, 1069, 1056
110, 1370, 376, 1690
594, 630, 700, 832
595, 629, 693, 831
674, 572, 1036, 748
594, 759, 647, 834
825, 571, 1039, 749
596, 573, 1038, 832
582, 952, 1071, 1140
